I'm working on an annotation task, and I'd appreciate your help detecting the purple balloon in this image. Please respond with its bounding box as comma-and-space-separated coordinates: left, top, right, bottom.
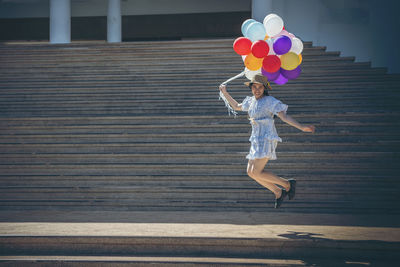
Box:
262, 68, 280, 81
273, 36, 292, 55
273, 73, 288, 85
281, 66, 301, 80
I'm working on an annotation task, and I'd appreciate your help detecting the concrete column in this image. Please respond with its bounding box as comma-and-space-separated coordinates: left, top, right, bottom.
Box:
107, 0, 122, 43
50, 0, 71, 44
252, 0, 273, 22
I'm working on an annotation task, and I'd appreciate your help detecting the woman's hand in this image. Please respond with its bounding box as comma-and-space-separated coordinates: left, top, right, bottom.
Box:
219, 84, 227, 93
302, 125, 316, 133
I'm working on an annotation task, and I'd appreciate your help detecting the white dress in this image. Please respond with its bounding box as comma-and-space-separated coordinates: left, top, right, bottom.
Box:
241, 95, 288, 160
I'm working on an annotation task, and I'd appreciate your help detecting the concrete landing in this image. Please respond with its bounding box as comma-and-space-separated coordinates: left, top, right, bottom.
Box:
1, 211, 399, 264
1, 222, 399, 243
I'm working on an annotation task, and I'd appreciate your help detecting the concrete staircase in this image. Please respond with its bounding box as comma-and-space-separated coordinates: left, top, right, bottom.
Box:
0, 39, 399, 266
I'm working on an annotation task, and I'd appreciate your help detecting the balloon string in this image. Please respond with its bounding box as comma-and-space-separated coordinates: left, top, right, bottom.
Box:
221, 71, 246, 86
218, 70, 247, 117
219, 91, 238, 118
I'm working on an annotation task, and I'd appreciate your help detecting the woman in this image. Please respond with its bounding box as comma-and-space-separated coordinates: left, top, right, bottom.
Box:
219, 74, 315, 208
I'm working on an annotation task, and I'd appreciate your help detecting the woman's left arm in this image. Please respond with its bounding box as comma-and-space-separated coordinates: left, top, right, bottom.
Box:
277, 111, 315, 133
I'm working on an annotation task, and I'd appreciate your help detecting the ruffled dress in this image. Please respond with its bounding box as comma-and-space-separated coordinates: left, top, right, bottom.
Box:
241, 95, 288, 160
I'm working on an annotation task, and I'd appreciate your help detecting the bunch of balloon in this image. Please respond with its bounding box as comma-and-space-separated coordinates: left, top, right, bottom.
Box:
233, 14, 303, 85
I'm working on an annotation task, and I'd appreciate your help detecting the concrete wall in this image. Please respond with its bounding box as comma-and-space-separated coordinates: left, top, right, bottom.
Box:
252, 0, 400, 73
0, 0, 49, 18
0, 0, 251, 18
0, 0, 250, 41
0, 0, 399, 72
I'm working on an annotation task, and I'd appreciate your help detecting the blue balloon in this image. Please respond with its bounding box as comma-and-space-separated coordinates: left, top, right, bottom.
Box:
241, 19, 256, 37
246, 22, 266, 42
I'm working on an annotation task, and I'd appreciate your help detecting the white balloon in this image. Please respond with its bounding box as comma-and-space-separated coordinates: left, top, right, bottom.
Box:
263, 14, 284, 37
289, 37, 303, 54
263, 14, 275, 25
244, 68, 262, 80
266, 38, 276, 55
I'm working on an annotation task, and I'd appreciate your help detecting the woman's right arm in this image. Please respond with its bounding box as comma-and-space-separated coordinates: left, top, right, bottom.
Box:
219, 85, 242, 111
277, 111, 316, 133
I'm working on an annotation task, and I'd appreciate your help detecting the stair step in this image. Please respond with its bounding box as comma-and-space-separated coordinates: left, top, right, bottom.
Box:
0, 188, 395, 201
0, 112, 396, 124
0, 152, 397, 165
0, 133, 397, 144
0, 125, 398, 135
0, 142, 395, 154
1, 200, 396, 213
0, 256, 309, 267
0, 95, 396, 105
0, 62, 375, 75
0, 164, 397, 177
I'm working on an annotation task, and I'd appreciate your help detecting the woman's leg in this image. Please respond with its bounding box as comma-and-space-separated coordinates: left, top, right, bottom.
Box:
247, 157, 290, 198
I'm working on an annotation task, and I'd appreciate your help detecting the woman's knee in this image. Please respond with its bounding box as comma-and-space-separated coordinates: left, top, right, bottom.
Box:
247, 158, 268, 178
247, 168, 254, 178
247, 168, 261, 179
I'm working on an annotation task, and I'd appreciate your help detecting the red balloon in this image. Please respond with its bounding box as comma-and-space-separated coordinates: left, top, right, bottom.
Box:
262, 55, 281, 73
233, 37, 252, 55
251, 40, 269, 58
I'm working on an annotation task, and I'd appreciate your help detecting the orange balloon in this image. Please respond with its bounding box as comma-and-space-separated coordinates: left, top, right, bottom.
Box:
244, 53, 263, 71
298, 54, 303, 64
264, 34, 270, 41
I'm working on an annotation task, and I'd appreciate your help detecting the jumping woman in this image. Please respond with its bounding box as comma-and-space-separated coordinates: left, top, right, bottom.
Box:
219, 74, 315, 208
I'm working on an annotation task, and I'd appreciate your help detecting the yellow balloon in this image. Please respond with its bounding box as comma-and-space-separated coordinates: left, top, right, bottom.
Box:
244, 53, 263, 71
280, 52, 300, 70
264, 34, 270, 41
298, 54, 303, 64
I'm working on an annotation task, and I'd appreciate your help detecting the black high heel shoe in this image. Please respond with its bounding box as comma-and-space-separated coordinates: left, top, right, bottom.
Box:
274, 188, 287, 209
288, 179, 296, 200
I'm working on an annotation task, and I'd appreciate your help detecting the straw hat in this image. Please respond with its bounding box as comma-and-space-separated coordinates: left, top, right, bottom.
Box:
244, 74, 272, 90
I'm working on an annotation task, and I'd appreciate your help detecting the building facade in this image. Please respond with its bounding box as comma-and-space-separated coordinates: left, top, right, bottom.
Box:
0, 0, 399, 73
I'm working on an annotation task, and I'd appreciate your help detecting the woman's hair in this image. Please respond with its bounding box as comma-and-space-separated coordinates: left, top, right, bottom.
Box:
248, 83, 269, 96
